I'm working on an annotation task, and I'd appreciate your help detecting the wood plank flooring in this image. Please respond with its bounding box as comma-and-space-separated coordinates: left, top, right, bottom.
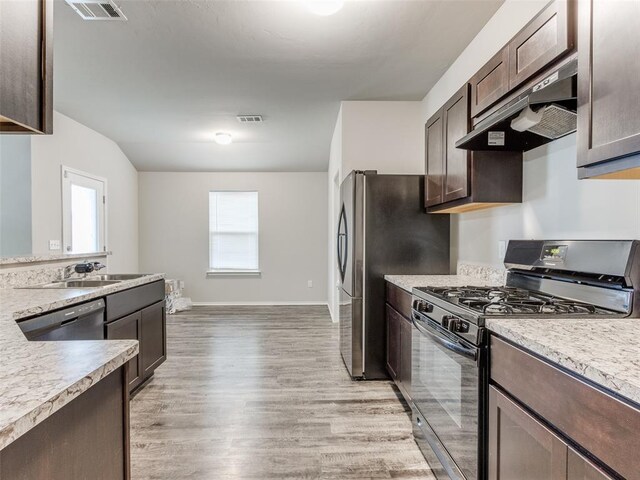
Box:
130, 306, 433, 480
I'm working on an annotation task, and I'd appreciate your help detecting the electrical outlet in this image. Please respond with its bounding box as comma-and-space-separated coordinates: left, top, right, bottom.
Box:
49, 239, 61, 251
307, 280, 313, 288
498, 241, 507, 260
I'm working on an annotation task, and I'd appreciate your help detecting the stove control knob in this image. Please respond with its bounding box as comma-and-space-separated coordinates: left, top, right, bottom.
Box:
412, 300, 433, 313
448, 317, 469, 333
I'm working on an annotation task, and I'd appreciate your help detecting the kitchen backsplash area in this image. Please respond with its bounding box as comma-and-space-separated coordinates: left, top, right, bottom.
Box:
0, 253, 110, 288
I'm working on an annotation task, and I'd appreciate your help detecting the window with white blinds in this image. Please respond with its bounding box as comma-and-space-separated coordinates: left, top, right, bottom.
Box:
209, 191, 259, 272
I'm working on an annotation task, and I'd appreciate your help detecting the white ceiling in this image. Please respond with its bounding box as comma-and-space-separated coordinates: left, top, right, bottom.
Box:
53, 0, 503, 172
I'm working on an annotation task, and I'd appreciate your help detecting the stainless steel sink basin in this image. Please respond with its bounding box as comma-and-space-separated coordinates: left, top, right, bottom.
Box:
24, 279, 122, 289
91, 274, 147, 281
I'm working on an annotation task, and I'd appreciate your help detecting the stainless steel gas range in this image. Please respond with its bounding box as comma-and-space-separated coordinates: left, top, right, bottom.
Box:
410, 240, 640, 480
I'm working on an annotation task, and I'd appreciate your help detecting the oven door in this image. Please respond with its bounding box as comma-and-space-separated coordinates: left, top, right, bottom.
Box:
411, 311, 486, 480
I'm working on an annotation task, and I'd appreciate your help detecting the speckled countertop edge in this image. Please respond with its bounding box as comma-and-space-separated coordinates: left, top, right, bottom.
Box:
0, 251, 112, 266
0, 273, 164, 450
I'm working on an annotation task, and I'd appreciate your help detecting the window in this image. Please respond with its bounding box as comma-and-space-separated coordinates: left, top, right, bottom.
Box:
209, 191, 259, 273
62, 167, 106, 254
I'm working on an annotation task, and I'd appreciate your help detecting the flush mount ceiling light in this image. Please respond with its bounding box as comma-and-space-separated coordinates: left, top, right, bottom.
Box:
306, 0, 344, 16
214, 132, 233, 145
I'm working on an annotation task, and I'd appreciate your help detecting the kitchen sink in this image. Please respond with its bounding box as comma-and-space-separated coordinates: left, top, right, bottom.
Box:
91, 274, 148, 281
23, 279, 123, 289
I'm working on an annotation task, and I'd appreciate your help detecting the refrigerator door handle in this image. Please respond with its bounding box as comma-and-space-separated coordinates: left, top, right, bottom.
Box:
337, 205, 348, 281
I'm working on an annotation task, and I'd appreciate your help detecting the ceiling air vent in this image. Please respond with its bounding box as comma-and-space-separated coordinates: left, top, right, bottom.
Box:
65, 0, 127, 20
236, 115, 263, 124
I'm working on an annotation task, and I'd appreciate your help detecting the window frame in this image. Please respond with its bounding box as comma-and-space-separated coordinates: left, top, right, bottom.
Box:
61, 166, 107, 255
207, 190, 260, 276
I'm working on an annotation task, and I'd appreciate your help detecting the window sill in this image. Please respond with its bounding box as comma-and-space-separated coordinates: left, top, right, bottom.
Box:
206, 270, 262, 278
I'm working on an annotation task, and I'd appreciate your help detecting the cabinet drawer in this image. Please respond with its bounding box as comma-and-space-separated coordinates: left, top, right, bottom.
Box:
106, 280, 165, 322
508, 0, 574, 90
470, 47, 509, 118
490, 335, 640, 480
385, 282, 412, 319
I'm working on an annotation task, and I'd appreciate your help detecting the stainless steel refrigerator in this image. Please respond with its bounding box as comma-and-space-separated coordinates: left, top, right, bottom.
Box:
337, 170, 450, 379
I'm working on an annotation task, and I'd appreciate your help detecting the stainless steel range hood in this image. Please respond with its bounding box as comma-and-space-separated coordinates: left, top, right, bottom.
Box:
456, 59, 577, 152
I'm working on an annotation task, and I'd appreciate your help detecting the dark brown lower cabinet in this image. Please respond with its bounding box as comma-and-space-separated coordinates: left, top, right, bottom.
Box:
385, 305, 401, 380
489, 335, 635, 479
141, 301, 167, 376
489, 386, 613, 480
398, 311, 412, 396
105, 281, 167, 395
0, 367, 130, 480
107, 312, 143, 391
567, 449, 613, 480
385, 299, 412, 402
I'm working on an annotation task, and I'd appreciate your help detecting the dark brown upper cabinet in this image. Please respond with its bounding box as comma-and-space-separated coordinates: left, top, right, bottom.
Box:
425, 110, 445, 207
470, 47, 510, 119
0, 0, 53, 134
469, 0, 575, 123
577, 0, 640, 179
425, 85, 523, 214
443, 86, 471, 203
508, 0, 574, 91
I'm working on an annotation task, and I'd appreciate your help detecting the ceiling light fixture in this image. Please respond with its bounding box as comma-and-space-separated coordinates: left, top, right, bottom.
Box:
214, 132, 233, 145
306, 0, 344, 16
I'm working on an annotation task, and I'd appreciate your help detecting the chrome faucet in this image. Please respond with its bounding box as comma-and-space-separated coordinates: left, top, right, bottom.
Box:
62, 261, 106, 279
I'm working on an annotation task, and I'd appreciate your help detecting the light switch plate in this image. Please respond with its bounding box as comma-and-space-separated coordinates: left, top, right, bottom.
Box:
49, 240, 61, 251
307, 280, 313, 288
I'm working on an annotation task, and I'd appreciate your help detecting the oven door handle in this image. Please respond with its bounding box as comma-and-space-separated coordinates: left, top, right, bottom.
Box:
412, 316, 478, 361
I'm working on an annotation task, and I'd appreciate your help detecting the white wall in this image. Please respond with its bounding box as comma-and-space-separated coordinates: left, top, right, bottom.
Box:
327, 107, 343, 320
327, 101, 424, 320
341, 101, 424, 180
422, 0, 640, 268
138, 172, 328, 304
0, 136, 32, 256
30, 112, 139, 272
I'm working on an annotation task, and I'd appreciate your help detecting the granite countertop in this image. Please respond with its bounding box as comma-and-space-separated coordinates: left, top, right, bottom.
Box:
0, 251, 111, 266
384, 273, 640, 407
384, 274, 498, 293
0, 273, 164, 450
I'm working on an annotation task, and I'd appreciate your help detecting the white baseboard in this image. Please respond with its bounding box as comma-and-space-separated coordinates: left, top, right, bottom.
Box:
191, 301, 329, 307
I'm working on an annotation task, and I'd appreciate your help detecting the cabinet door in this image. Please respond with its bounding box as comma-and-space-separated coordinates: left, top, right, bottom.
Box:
425, 109, 445, 208
508, 0, 574, 90
398, 315, 412, 400
489, 386, 567, 480
106, 312, 142, 391
0, 0, 52, 134
141, 301, 167, 376
443, 84, 470, 203
567, 448, 614, 480
385, 305, 401, 380
577, 0, 640, 171
470, 47, 509, 118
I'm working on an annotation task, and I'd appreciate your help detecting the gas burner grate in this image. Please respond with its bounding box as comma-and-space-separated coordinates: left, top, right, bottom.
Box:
424, 285, 610, 316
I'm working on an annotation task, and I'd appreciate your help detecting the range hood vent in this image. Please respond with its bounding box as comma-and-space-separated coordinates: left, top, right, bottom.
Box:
456, 59, 577, 152
65, 0, 127, 20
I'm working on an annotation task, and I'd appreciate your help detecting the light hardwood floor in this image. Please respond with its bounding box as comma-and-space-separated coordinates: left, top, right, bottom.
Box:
130, 305, 433, 480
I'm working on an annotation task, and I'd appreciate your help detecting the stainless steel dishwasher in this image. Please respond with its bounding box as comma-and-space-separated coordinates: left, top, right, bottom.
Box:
18, 299, 106, 341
